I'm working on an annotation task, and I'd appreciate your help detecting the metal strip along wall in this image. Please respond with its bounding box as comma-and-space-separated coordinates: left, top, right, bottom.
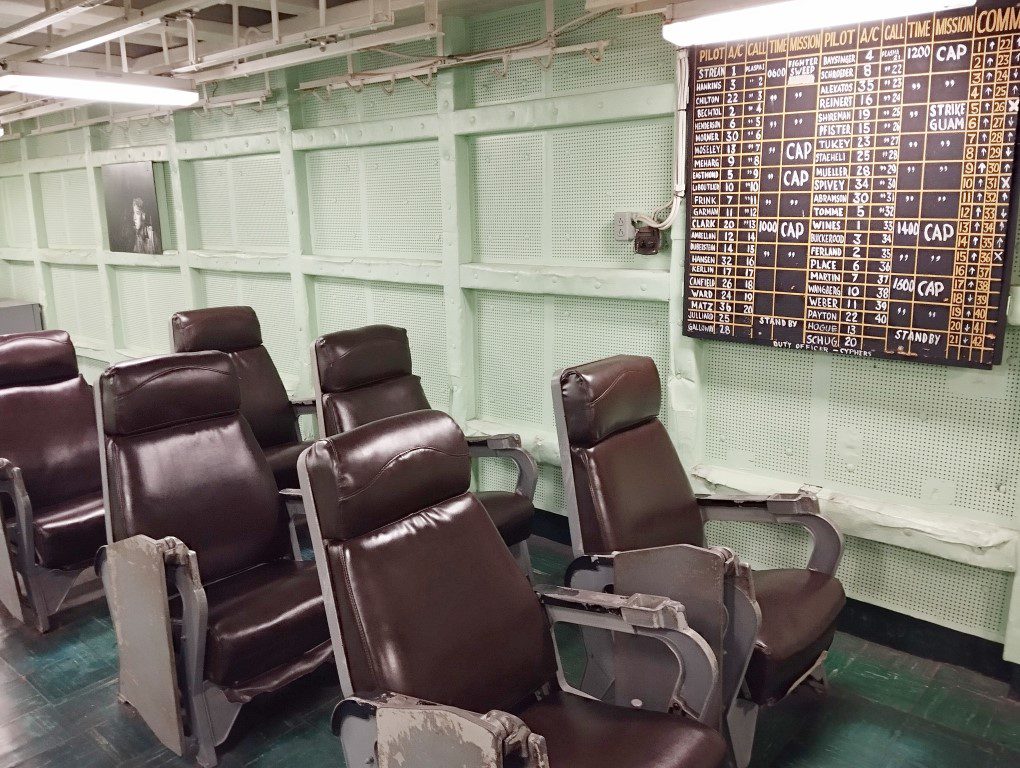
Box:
0, 0, 1018, 659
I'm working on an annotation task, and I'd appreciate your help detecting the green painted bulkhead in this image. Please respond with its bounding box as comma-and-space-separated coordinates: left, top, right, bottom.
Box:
0, 0, 1018, 661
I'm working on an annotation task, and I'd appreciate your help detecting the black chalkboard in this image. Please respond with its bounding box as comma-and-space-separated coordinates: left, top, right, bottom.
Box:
684, 0, 1020, 368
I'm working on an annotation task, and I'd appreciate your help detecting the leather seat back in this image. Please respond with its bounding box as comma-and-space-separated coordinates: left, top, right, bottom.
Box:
171, 306, 296, 449
313, 325, 430, 436
303, 410, 555, 713
100, 351, 288, 583
557, 355, 704, 555
0, 330, 101, 509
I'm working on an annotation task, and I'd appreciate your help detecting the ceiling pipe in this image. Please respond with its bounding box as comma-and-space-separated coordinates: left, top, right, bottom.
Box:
2, 0, 224, 63
190, 18, 437, 83
0, 0, 114, 45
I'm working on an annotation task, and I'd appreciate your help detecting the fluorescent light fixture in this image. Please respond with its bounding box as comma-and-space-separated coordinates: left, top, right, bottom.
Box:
662, 0, 977, 47
0, 62, 199, 107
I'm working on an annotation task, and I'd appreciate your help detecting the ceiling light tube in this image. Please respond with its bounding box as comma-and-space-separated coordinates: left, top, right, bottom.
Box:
662, 0, 977, 47
0, 62, 199, 107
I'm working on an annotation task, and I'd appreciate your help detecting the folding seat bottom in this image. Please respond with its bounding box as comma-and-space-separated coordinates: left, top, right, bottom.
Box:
199, 560, 332, 696
746, 568, 846, 705
31, 491, 106, 570
476, 491, 534, 547
517, 689, 728, 768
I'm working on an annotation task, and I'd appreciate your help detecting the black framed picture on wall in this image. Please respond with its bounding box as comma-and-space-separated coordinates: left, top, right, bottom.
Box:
102, 161, 163, 255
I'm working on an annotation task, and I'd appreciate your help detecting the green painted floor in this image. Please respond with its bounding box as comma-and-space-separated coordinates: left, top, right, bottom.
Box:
0, 541, 1017, 767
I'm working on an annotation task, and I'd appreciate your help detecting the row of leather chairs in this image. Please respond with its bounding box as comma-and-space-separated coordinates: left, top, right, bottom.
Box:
0, 310, 846, 768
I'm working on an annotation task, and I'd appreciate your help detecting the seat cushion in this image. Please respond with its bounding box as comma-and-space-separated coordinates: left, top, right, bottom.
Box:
518, 690, 727, 768
32, 492, 107, 570
746, 569, 846, 705
263, 440, 313, 490
475, 491, 534, 547
202, 560, 330, 690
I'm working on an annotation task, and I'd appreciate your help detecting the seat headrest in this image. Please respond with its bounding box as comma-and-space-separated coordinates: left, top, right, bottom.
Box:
303, 410, 471, 541
558, 355, 661, 448
171, 306, 262, 353
0, 330, 79, 388
314, 325, 414, 394
101, 351, 240, 436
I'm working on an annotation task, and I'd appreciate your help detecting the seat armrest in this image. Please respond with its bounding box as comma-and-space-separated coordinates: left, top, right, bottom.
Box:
278, 489, 306, 561
332, 692, 548, 768
538, 586, 721, 726
466, 434, 539, 499
0, 458, 33, 623
0, 459, 36, 568
698, 492, 844, 575
95, 535, 203, 756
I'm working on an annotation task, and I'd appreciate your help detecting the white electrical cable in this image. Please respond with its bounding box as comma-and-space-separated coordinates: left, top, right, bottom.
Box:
633, 47, 687, 231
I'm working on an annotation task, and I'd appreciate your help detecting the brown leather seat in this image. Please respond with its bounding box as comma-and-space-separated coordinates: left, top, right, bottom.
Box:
312, 325, 534, 547
171, 306, 311, 490
301, 410, 727, 768
556, 355, 846, 707
100, 351, 331, 699
0, 330, 105, 570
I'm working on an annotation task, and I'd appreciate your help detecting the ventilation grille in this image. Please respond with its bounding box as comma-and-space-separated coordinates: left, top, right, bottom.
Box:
110, 266, 184, 353
38, 169, 96, 249
473, 291, 670, 427
305, 141, 442, 257
189, 155, 288, 252
48, 264, 106, 344
705, 523, 1011, 641
0, 176, 32, 247
311, 276, 450, 411
195, 270, 298, 380
470, 118, 673, 266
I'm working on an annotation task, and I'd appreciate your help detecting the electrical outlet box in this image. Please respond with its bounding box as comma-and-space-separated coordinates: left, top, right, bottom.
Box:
614, 212, 637, 242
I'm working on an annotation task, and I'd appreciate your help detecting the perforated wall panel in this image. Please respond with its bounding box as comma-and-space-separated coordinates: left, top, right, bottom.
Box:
195, 270, 298, 380
467, 3, 546, 107
0, 140, 21, 164
91, 117, 172, 150
177, 76, 279, 140
0, 261, 38, 302
305, 141, 442, 257
37, 169, 96, 250
470, 119, 672, 266
76, 356, 109, 384
0, 176, 32, 247
552, 0, 674, 94
110, 266, 184, 353
25, 128, 84, 160
474, 290, 670, 427
703, 329, 1020, 526
312, 276, 450, 411
189, 155, 288, 252
48, 264, 106, 344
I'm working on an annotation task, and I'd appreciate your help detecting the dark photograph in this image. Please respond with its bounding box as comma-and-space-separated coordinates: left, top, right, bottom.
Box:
102, 161, 163, 255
